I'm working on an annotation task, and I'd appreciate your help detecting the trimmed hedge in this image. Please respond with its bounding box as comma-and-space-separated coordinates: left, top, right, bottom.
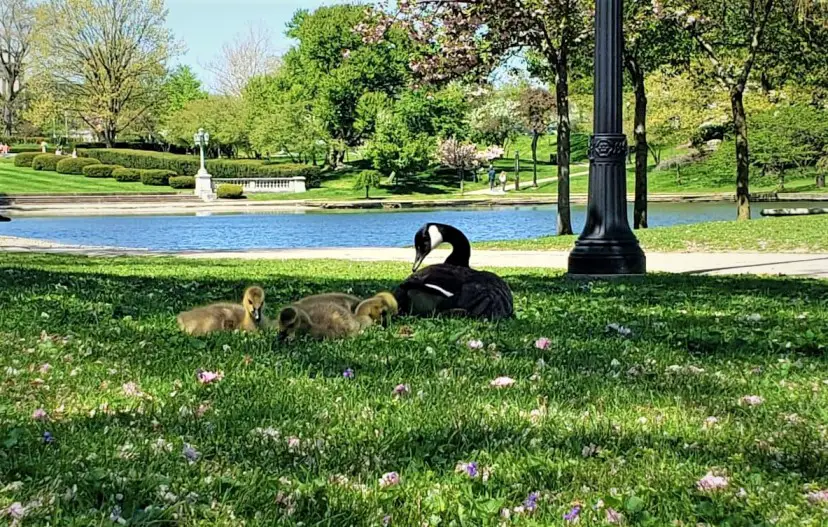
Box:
13, 152, 40, 168
216, 184, 244, 199
56, 157, 101, 175
169, 176, 195, 189
31, 154, 62, 171
81, 148, 321, 186
140, 169, 176, 186
82, 164, 123, 178
112, 168, 141, 182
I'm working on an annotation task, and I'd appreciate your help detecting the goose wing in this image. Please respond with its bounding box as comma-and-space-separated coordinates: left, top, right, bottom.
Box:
395, 264, 514, 319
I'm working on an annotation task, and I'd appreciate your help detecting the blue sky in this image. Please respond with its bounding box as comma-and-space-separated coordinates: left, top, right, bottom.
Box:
166, 0, 337, 86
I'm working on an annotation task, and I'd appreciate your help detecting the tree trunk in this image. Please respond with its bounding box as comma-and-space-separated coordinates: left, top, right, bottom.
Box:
731, 86, 751, 220
555, 56, 573, 235
365, 186, 369, 199
2, 103, 13, 136
531, 131, 539, 187
459, 167, 464, 194
631, 66, 648, 230
817, 174, 825, 188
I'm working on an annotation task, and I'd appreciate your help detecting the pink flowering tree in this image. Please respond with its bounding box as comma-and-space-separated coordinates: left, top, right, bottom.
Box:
363, 0, 592, 235
437, 137, 480, 194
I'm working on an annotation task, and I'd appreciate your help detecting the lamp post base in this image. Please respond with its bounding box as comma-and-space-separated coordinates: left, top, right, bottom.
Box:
195, 168, 215, 201
568, 238, 646, 276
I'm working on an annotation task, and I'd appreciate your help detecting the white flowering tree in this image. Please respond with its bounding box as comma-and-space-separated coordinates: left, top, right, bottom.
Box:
438, 137, 479, 194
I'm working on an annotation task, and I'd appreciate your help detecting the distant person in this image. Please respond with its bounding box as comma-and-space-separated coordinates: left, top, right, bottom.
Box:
499, 171, 507, 192
488, 164, 496, 190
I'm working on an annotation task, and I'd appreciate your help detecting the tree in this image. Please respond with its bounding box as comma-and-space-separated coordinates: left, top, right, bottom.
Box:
468, 88, 521, 150
659, 0, 784, 220
817, 156, 827, 188
283, 5, 413, 166
203, 24, 280, 97
623, 0, 690, 229
166, 96, 248, 157
437, 137, 479, 194
364, 106, 434, 184
0, 0, 35, 135
517, 86, 556, 187
161, 65, 206, 119
244, 74, 329, 163
353, 170, 382, 198
39, 0, 175, 147
371, 0, 591, 235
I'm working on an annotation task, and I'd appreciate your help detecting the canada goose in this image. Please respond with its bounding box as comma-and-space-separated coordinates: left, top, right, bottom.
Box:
293, 292, 362, 312
177, 286, 266, 336
355, 292, 399, 327
277, 301, 373, 340
394, 223, 513, 319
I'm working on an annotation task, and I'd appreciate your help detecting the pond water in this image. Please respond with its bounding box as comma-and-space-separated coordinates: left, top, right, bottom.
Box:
2, 201, 820, 251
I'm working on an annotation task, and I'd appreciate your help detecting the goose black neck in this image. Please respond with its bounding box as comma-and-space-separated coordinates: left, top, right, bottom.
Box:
438, 224, 471, 267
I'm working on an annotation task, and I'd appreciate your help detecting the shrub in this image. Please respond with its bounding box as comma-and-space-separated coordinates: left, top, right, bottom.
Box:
140, 169, 176, 186
216, 184, 244, 199
82, 164, 122, 178
112, 168, 141, 182
353, 170, 382, 198
81, 148, 321, 184
169, 175, 196, 189
13, 152, 39, 168
31, 154, 62, 171
56, 157, 101, 175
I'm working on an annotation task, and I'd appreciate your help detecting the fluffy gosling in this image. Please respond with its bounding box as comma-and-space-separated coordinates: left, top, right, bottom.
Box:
277, 301, 372, 341
293, 292, 362, 312
355, 291, 399, 327
177, 286, 265, 336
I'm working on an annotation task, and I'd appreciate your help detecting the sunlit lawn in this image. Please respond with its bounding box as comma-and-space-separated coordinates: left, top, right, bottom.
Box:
479, 215, 828, 253
0, 253, 826, 525
0, 159, 178, 195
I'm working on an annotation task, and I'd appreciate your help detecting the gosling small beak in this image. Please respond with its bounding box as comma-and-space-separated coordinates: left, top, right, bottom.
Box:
412, 252, 426, 273
381, 311, 390, 328
252, 308, 261, 323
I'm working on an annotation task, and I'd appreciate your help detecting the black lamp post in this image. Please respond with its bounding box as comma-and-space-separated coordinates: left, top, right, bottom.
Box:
568, 0, 646, 275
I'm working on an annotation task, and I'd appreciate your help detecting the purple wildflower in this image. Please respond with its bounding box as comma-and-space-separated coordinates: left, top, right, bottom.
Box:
564, 505, 581, 522
523, 492, 539, 512
42, 431, 54, 444
343, 368, 355, 379
466, 462, 478, 478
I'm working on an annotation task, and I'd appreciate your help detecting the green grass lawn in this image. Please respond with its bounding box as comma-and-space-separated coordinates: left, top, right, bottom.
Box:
479, 215, 828, 253
0, 159, 177, 194
0, 253, 826, 525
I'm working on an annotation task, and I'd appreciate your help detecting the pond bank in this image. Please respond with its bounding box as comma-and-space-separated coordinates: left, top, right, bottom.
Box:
2, 191, 826, 217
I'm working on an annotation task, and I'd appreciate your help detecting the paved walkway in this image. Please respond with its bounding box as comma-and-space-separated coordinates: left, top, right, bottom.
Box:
2, 236, 826, 279
467, 165, 590, 195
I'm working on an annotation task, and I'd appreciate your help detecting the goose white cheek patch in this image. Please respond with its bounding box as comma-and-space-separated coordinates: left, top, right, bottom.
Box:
428, 225, 444, 250
424, 283, 454, 297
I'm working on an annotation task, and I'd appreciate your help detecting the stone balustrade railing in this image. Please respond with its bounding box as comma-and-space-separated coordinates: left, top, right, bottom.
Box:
210, 177, 306, 194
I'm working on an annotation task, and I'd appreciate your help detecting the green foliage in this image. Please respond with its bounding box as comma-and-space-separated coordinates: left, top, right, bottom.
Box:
169, 175, 196, 189
469, 88, 522, 148
56, 157, 102, 175
81, 164, 122, 179
278, 5, 413, 149
164, 96, 249, 156
1, 252, 827, 524
353, 170, 382, 198
13, 152, 40, 167
140, 169, 176, 186
160, 65, 207, 123
82, 148, 320, 181
216, 183, 244, 199
112, 168, 142, 182
749, 105, 828, 174
570, 133, 590, 163
31, 154, 61, 171
363, 108, 434, 181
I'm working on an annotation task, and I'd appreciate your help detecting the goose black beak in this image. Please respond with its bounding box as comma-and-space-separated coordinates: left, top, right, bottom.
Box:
412, 252, 426, 273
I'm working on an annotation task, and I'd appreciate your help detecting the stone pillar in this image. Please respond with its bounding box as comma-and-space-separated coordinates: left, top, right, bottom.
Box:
195, 167, 215, 201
